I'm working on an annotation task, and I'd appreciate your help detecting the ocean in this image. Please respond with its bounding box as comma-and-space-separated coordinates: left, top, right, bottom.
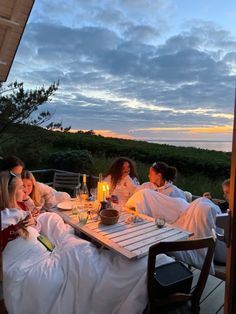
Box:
148, 140, 232, 152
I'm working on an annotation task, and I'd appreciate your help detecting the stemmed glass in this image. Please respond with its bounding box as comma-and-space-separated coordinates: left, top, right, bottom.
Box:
89, 188, 97, 201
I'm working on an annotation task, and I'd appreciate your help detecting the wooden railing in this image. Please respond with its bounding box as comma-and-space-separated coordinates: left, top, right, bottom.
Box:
30, 168, 99, 192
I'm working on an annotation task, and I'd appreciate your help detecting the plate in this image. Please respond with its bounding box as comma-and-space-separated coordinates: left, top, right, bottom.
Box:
57, 201, 74, 211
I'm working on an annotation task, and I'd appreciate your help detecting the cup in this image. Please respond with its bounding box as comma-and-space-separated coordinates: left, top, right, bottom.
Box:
90, 188, 97, 201
71, 205, 78, 216
78, 209, 88, 226
155, 217, 166, 229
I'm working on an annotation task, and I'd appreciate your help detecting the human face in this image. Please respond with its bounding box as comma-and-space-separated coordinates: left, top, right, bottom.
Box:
148, 167, 162, 186
15, 179, 25, 202
22, 178, 33, 196
222, 184, 230, 202
121, 161, 130, 177
11, 165, 23, 176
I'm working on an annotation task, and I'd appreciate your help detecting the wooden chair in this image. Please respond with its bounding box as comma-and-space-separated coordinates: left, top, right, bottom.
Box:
52, 171, 81, 196
146, 237, 215, 314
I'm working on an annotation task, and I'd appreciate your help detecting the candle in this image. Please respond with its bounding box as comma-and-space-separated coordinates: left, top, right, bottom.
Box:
106, 184, 110, 198
97, 181, 110, 202
102, 185, 106, 201
97, 182, 104, 203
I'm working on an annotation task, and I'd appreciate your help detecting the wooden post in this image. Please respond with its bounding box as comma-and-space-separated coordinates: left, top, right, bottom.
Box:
224, 89, 236, 313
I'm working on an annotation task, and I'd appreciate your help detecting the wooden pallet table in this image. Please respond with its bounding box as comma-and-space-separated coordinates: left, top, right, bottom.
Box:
49, 205, 192, 259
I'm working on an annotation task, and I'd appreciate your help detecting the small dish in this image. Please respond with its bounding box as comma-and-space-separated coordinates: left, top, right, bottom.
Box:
57, 201, 75, 211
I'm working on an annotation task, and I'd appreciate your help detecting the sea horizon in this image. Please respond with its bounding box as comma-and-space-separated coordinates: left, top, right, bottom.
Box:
148, 140, 232, 152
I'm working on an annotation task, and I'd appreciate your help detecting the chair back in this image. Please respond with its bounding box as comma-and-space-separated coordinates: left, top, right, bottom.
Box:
147, 237, 215, 313
53, 171, 81, 196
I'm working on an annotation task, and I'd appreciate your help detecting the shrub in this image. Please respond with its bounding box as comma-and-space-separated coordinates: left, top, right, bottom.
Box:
48, 150, 95, 174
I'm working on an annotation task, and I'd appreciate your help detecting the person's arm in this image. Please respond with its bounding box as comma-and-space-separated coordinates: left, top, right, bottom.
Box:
23, 197, 36, 212
125, 175, 139, 194
38, 183, 57, 210
1, 214, 36, 250
1, 225, 19, 250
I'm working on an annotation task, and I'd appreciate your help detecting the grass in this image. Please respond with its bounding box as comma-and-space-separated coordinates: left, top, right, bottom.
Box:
1, 125, 230, 200
92, 157, 224, 199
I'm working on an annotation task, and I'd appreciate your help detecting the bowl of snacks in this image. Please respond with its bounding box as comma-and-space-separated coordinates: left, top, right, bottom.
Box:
100, 209, 119, 225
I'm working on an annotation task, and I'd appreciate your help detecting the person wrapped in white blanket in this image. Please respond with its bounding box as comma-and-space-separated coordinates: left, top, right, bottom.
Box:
139, 162, 188, 201
104, 157, 140, 206
22, 170, 70, 212
126, 191, 222, 271
1, 171, 173, 314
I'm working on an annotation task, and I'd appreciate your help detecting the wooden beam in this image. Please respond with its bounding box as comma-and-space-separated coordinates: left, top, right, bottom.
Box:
0, 0, 35, 82
0, 16, 20, 28
224, 88, 236, 313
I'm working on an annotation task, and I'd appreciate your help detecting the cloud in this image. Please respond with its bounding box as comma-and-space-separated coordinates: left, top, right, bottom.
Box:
7, 0, 236, 142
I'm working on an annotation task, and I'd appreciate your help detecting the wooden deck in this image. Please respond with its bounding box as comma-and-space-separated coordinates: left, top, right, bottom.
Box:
193, 268, 225, 314
161, 268, 225, 314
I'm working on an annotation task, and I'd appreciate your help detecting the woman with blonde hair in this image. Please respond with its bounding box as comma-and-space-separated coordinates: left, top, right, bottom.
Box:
22, 170, 70, 211
0, 171, 36, 250
22, 170, 57, 211
1, 170, 173, 314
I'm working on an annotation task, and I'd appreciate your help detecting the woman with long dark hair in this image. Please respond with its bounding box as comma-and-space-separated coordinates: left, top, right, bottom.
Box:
104, 157, 139, 205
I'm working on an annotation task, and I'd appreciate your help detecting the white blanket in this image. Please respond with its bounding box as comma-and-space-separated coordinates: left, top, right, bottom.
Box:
126, 190, 222, 271
126, 189, 189, 224
2, 210, 173, 314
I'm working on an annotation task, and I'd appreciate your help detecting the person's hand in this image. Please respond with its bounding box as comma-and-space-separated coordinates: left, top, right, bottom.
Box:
15, 213, 36, 229
23, 212, 36, 227
31, 207, 40, 218
14, 219, 28, 231
203, 192, 212, 200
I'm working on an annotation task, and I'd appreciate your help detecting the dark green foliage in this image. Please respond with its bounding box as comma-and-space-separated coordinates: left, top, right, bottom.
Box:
0, 81, 71, 145
0, 124, 231, 198
51, 132, 230, 179
0, 81, 58, 136
48, 150, 95, 174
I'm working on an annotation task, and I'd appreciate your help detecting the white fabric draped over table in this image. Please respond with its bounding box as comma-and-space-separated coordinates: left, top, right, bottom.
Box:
2, 210, 173, 314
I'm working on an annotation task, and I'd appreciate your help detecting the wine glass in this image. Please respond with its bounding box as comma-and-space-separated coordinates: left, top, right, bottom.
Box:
90, 188, 97, 201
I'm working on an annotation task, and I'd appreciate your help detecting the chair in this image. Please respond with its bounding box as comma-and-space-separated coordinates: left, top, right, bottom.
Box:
146, 237, 215, 314
52, 171, 81, 197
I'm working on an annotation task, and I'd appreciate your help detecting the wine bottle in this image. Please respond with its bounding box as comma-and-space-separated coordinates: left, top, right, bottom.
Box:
80, 174, 89, 202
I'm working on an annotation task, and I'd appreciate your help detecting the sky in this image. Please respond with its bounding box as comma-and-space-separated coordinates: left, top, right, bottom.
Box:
8, 0, 236, 143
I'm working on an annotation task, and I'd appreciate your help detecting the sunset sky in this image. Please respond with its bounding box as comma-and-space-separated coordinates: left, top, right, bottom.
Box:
8, 0, 236, 143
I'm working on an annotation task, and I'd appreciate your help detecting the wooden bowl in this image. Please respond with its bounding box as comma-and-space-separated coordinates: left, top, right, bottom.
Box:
100, 209, 119, 225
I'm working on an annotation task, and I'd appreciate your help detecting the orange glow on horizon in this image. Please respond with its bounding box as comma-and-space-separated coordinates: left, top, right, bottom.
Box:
132, 125, 233, 134
69, 129, 134, 140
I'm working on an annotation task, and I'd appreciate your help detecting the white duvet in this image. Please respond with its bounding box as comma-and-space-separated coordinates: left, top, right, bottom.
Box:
126, 190, 223, 271
2, 210, 173, 314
